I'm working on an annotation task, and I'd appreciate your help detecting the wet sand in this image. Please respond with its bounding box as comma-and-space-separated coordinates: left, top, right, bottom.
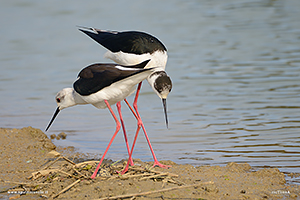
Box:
0, 127, 299, 199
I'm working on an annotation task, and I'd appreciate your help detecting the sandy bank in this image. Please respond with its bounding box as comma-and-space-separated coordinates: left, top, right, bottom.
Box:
0, 127, 299, 199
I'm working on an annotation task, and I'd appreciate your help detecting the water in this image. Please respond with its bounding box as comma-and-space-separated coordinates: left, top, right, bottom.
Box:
1, 0, 300, 184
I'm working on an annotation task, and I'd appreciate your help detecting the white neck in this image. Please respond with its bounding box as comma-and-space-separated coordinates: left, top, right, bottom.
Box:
72, 90, 87, 105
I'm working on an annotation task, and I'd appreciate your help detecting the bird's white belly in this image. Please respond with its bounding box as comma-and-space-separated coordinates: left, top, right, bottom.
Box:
80, 86, 136, 109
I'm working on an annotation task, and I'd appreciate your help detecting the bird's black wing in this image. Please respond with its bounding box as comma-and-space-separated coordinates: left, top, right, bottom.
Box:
73, 61, 150, 96
78, 27, 167, 54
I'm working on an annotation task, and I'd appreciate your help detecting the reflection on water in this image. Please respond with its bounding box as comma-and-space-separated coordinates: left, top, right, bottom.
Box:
0, 0, 300, 184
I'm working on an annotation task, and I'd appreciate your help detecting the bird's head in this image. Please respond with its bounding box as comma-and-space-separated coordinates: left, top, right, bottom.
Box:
152, 72, 172, 99
45, 88, 75, 132
148, 71, 172, 128
55, 88, 76, 110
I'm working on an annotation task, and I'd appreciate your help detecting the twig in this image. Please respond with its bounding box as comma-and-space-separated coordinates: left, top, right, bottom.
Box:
110, 160, 121, 166
118, 170, 136, 177
120, 172, 153, 179
130, 167, 178, 177
172, 178, 186, 186
73, 168, 89, 179
62, 156, 76, 165
148, 169, 178, 177
95, 181, 214, 200
57, 170, 77, 179
139, 172, 169, 180
43, 156, 62, 170
30, 169, 59, 180
51, 179, 80, 199
74, 161, 99, 168
162, 177, 180, 187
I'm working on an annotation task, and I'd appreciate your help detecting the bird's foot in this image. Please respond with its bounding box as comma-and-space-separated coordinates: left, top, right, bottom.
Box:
90, 171, 97, 179
152, 160, 172, 169
128, 158, 134, 166
116, 159, 132, 175
116, 166, 129, 175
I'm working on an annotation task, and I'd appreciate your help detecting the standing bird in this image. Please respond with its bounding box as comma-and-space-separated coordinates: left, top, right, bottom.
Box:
78, 26, 172, 127
45, 60, 153, 179
78, 26, 172, 171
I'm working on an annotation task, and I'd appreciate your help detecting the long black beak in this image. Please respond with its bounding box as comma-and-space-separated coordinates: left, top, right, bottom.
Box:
162, 98, 169, 129
45, 107, 60, 132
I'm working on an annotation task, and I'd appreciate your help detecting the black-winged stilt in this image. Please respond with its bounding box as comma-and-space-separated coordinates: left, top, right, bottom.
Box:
45, 60, 153, 179
78, 26, 172, 173
78, 26, 172, 127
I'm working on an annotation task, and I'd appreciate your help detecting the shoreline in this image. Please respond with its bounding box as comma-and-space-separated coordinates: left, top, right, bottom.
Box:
0, 127, 299, 199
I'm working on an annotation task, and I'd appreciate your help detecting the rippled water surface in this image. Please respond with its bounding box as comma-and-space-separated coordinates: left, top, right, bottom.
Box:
1, 0, 300, 183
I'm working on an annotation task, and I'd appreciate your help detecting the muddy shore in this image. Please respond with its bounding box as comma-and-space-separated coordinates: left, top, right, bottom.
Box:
0, 127, 299, 199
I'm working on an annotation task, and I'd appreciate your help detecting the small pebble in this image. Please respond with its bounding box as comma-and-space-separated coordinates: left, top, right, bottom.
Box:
58, 132, 67, 139
50, 134, 56, 139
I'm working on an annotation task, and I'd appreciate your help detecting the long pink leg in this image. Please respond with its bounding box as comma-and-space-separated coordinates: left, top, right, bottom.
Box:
91, 100, 121, 179
120, 82, 171, 174
119, 114, 142, 174
116, 101, 134, 166
132, 82, 171, 168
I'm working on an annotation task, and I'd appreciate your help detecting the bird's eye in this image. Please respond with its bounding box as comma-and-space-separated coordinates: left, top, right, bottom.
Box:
56, 98, 61, 103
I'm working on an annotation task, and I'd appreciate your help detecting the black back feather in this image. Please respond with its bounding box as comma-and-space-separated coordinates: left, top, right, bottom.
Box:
79, 28, 167, 54
73, 60, 150, 96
